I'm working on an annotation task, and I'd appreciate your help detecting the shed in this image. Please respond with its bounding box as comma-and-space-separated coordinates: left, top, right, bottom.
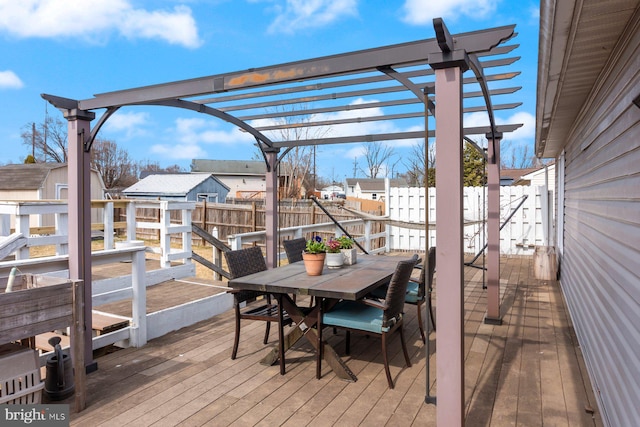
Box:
0, 163, 105, 227
122, 173, 229, 202
536, 1, 640, 425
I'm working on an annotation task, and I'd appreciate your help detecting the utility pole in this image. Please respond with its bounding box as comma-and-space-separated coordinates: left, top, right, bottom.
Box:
44, 104, 49, 162
31, 122, 36, 158
313, 145, 316, 192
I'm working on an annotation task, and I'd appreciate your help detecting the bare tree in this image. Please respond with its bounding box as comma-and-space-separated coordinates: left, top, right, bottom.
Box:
404, 140, 435, 186
20, 116, 68, 163
501, 144, 542, 169
139, 160, 185, 175
268, 104, 329, 198
90, 138, 140, 189
360, 141, 395, 178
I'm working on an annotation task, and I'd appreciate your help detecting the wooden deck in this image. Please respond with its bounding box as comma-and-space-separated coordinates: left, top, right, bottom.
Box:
65, 255, 603, 426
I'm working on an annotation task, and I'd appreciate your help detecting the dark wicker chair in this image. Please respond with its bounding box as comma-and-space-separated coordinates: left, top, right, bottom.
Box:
283, 237, 314, 307
283, 237, 306, 263
409, 246, 436, 342
224, 246, 292, 374
317, 255, 418, 388
370, 247, 436, 342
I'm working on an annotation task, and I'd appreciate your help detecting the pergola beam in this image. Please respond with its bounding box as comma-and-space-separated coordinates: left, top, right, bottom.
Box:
252, 102, 521, 132
273, 124, 521, 148
235, 85, 520, 121
218, 73, 520, 114
429, 17, 513, 426
78, 25, 515, 111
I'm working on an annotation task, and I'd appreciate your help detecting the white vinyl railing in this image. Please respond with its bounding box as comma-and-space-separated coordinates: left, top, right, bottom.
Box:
0, 200, 206, 358
226, 218, 388, 258
0, 200, 195, 267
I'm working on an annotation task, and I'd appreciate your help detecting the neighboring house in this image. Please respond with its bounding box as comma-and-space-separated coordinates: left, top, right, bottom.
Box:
122, 173, 229, 202
344, 178, 408, 201
514, 163, 555, 190
499, 167, 538, 186
536, 2, 639, 426
0, 163, 105, 227
320, 185, 344, 199
191, 159, 303, 199
191, 159, 266, 199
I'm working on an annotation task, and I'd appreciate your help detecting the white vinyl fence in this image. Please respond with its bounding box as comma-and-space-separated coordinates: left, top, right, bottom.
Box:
387, 185, 554, 255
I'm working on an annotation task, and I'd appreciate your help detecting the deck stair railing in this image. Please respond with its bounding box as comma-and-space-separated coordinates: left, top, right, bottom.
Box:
226, 217, 387, 260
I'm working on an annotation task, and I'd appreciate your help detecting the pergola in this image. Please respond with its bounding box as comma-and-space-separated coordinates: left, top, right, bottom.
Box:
43, 19, 521, 426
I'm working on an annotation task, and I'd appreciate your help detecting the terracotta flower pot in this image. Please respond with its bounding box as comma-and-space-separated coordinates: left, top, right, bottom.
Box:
302, 252, 326, 276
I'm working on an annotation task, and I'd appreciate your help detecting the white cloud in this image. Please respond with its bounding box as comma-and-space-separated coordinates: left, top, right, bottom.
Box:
150, 117, 256, 160
463, 110, 534, 143
0, 70, 24, 89
150, 143, 206, 160
401, 0, 499, 25
104, 111, 151, 139
267, 0, 358, 34
315, 99, 421, 153
0, 1, 201, 48
173, 117, 255, 145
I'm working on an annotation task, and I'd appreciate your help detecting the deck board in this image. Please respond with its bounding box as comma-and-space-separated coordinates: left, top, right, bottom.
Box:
64, 255, 603, 426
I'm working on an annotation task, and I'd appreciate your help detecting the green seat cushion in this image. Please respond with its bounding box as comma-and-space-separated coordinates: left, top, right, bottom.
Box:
405, 281, 423, 303
371, 280, 423, 303
322, 300, 389, 333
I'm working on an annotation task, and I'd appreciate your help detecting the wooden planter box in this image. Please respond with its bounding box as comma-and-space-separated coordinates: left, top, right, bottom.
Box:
0, 273, 86, 410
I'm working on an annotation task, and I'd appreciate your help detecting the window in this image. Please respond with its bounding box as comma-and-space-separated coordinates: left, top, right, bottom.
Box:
197, 193, 218, 202
372, 193, 377, 200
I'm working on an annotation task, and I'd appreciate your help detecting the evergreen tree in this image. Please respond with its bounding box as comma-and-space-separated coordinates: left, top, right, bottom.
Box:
463, 141, 486, 186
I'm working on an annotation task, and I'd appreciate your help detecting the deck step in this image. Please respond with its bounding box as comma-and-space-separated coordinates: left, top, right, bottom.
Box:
35, 332, 70, 353
91, 312, 130, 335
35, 312, 129, 352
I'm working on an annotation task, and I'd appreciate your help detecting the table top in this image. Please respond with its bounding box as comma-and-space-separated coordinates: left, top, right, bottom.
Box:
228, 254, 412, 301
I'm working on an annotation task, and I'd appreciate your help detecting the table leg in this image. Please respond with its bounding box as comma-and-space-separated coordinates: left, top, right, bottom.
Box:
260, 294, 357, 382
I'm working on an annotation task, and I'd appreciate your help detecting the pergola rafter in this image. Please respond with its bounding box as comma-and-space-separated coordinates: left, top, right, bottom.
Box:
43, 18, 521, 427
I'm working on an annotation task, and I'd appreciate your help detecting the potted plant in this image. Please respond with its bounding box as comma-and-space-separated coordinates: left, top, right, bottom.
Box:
302, 236, 326, 276
337, 236, 357, 265
325, 238, 344, 269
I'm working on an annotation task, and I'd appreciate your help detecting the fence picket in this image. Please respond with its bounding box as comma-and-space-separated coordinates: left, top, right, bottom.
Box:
387, 185, 550, 255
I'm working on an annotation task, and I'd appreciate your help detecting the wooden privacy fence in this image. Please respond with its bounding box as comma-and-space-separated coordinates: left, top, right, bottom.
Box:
131, 200, 377, 246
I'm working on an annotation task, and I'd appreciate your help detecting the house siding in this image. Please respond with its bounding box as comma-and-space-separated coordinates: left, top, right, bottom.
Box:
558, 16, 640, 427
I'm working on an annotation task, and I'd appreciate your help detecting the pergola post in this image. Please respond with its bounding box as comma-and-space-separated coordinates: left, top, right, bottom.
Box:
264, 148, 279, 268
485, 131, 503, 324
433, 64, 467, 427
64, 108, 97, 372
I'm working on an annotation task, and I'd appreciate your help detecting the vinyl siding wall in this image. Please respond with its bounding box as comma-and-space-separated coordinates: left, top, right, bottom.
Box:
558, 16, 640, 426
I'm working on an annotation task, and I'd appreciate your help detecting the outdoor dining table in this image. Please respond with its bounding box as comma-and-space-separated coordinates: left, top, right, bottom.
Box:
228, 254, 411, 382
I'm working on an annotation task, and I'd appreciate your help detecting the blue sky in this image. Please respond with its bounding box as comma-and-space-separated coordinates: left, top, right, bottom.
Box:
0, 0, 540, 181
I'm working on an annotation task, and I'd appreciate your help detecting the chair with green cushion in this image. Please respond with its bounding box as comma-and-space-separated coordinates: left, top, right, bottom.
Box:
317, 255, 418, 389
224, 246, 292, 375
370, 247, 436, 342
408, 246, 436, 342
